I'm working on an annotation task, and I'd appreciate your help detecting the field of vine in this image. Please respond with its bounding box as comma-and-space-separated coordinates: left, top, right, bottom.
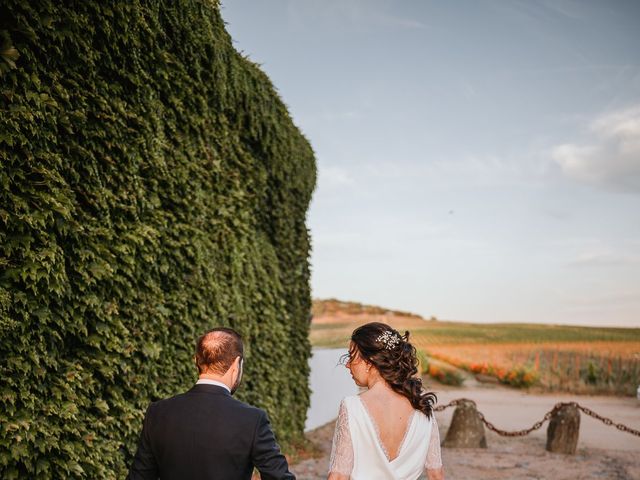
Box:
311, 299, 640, 396
419, 341, 640, 395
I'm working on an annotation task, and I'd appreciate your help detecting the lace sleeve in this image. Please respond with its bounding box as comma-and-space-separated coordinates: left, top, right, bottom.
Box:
425, 415, 443, 470
328, 399, 354, 475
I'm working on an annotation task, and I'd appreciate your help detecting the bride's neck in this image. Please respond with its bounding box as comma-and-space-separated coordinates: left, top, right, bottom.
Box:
367, 377, 392, 392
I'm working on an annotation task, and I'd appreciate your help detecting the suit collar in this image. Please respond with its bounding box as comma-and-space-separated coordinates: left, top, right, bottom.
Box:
189, 383, 232, 396
196, 378, 231, 392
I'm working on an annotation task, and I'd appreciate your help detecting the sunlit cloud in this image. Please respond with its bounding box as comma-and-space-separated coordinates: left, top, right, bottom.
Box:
552, 104, 640, 193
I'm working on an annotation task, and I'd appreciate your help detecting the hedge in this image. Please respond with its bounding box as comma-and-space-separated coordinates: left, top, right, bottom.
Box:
0, 1, 316, 478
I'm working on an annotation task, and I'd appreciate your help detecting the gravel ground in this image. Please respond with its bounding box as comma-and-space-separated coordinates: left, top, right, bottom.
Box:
291, 381, 640, 480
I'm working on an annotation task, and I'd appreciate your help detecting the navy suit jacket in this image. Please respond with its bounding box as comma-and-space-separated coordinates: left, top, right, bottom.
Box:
127, 384, 295, 480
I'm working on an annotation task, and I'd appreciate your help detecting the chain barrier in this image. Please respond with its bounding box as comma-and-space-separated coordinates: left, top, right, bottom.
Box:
433, 398, 640, 438
573, 402, 640, 437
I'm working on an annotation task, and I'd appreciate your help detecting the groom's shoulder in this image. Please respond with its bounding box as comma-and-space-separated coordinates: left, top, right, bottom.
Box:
143, 385, 267, 412
150, 389, 266, 418
143, 390, 192, 414
225, 395, 267, 418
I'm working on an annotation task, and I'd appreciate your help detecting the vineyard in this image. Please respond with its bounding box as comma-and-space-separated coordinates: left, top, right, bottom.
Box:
419, 342, 640, 395
311, 299, 640, 396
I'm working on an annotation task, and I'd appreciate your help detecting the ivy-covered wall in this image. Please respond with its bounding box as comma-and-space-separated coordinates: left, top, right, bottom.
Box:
0, 1, 316, 478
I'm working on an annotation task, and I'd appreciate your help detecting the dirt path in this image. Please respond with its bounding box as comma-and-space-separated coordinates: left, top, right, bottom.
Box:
291, 380, 640, 479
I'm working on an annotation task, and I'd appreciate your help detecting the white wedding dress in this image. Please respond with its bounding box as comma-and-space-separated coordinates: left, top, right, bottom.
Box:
329, 395, 443, 479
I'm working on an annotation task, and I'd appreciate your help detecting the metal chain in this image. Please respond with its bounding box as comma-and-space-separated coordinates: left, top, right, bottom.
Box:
573, 402, 640, 437
433, 398, 640, 438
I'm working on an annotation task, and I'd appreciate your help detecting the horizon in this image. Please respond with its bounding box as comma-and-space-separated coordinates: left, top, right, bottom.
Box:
223, 1, 640, 329
312, 297, 640, 330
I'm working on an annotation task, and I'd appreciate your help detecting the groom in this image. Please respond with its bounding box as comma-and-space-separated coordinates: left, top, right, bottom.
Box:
127, 327, 295, 480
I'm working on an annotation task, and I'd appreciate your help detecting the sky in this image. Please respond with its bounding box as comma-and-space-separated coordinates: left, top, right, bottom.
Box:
222, 0, 640, 327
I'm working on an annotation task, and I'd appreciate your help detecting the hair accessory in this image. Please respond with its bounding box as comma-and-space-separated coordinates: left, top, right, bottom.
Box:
376, 330, 401, 350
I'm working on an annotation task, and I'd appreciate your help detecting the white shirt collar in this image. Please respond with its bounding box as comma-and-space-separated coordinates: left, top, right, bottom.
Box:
196, 379, 230, 393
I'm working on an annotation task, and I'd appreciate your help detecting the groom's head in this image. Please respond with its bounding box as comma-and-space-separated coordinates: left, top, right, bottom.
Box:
196, 327, 244, 393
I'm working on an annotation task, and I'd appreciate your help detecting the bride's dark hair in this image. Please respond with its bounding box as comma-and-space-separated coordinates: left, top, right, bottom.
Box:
348, 322, 437, 418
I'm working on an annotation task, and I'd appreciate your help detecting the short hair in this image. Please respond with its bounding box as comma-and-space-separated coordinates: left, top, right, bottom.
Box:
195, 327, 244, 375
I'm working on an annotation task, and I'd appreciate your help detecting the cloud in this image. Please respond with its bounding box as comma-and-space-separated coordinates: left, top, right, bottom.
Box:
285, 0, 426, 32
318, 165, 354, 188
538, 0, 586, 20
556, 288, 640, 309
312, 231, 362, 248
365, 149, 553, 189
371, 12, 426, 30
315, 110, 363, 123
567, 250, 640, 268
552, 105, 640, 193
541, 208, 571, 221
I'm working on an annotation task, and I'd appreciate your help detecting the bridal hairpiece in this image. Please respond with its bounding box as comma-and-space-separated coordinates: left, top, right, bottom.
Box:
376, 331, 401, 350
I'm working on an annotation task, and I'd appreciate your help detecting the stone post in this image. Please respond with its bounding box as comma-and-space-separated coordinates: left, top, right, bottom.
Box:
546, 404, 580, 454
442, 400, 487, 448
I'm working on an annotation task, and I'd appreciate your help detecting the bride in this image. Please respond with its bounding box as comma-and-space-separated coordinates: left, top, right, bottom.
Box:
328, 322, 444, 480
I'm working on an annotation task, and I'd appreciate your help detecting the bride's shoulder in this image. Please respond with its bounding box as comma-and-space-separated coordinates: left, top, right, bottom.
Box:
340, 394, 360, 403
339, 395, 360, 409
420, 410, 438, 427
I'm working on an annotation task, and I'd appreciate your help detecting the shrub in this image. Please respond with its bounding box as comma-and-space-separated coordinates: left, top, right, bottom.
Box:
416, 348, 429, 376
499, 367, 539, 388
427, 364, 465, 386
0, 1, 316, 478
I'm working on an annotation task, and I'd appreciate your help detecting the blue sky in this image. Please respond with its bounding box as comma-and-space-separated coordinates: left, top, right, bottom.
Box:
222, 0, 640, 327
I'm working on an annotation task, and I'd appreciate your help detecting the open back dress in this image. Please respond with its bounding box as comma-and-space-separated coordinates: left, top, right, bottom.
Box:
329, 395, 443, 479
